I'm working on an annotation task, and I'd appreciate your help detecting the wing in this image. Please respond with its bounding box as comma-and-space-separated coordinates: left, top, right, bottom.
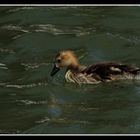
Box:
82, 62, 140, 80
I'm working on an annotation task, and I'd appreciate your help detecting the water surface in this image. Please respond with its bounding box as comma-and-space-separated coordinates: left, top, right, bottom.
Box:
0, 6, 140, 134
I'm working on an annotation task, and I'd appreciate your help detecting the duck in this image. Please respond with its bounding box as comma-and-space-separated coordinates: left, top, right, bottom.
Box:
50, 50, 140, 84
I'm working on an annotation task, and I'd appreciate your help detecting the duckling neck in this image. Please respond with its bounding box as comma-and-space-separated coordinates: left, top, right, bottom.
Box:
67, 64, 86, 73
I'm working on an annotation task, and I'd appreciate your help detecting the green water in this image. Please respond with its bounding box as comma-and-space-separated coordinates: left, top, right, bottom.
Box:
0, 6, 140, 134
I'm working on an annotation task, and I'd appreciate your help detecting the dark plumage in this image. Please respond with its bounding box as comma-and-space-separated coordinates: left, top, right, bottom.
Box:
51, 50, 140, 84
83, 62, 140, 81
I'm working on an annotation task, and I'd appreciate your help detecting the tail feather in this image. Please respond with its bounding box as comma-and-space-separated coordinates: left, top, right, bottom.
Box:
134, 73, 140, 80
131, 68, 140, 75
118, 64, 140, 75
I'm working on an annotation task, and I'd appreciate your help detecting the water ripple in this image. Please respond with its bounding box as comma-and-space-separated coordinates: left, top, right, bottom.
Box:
36, 117, 90, 125
36, 117, 51, 123
8, 7, 35, 13
1, 24, 96, 38
0, 63, 8, 70
16, 100, 47, 105
30, 24, 63, 35
30, 24, 94, 37
106, 32, 140, 44
0, 48, 15, 54
47, 7, 79, 11
1, 25, 29, 33
21, 62, 51, 70
5, 82, 48, 89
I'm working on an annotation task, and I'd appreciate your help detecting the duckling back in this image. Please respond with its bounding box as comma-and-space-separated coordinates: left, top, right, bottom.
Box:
65, 63, 140, 84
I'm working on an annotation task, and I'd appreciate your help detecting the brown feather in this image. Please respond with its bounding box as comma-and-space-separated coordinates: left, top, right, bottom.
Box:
82, 62, 140, 80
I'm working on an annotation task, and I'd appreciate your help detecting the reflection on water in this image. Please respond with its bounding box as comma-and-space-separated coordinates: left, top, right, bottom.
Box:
0, 6, 140, 134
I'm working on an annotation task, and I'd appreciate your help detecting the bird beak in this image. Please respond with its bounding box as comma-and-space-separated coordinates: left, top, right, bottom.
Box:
50, 64, 60, 76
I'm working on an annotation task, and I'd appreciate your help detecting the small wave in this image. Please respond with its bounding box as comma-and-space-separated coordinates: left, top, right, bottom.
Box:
36, 116, 89, 125
79, 107, 99, 111
1, 25, 29, 33
8, 7, 35, 13
0, 63, 8, 70
75, 31, 90, 37
30, 24, 95, 37
0, 82, 6, 86
1, 24, 95, 37
16, 100, 47, 105
78, 52, 88, 60
0, 48, 15, 54
0, 25, 29, 40
21, 62, 51, 70
48, 7, 78, 11
36, 117, 51, 123
0, 63, 6, 66
30, 24, 64, 35
0, 67, 8, 70
106, 32, 140, 44
73, 13, 94, 17
6, 82, 48, 89
12, 35, 22, 40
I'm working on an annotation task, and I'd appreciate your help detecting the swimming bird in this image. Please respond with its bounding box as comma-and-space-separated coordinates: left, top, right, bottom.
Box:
50, 50, 140, 84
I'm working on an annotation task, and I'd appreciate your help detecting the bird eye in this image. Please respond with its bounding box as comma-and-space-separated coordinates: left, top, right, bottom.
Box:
57, 59, 61, 63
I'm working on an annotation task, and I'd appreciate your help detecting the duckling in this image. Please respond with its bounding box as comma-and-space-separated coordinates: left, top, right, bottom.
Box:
50, 50, 140, 84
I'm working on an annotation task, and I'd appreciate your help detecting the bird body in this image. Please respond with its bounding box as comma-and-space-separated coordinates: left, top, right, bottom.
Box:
51, 50, 140, 84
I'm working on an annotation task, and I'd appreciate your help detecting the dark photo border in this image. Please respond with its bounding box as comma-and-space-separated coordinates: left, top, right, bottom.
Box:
0, 0, 139, 4
0, 1, 139, 137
